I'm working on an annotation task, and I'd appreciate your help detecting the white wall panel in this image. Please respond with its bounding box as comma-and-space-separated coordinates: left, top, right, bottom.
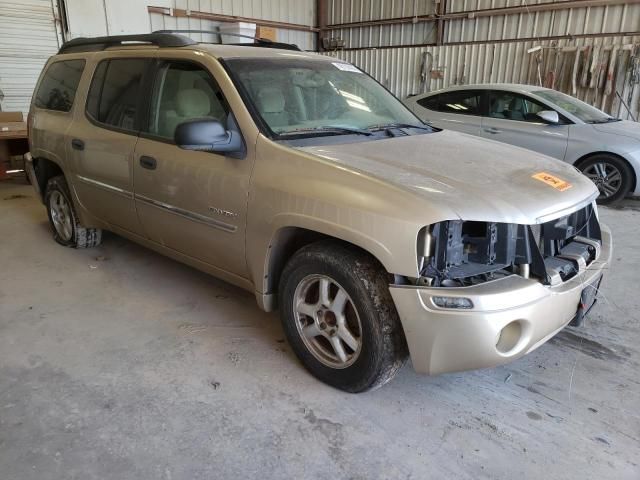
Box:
65, 0, 316, 50
0, 0, 60, 114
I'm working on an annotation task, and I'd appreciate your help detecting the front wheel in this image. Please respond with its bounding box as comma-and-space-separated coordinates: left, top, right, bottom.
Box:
579, 154, 633, 205
279, 240, 408, 392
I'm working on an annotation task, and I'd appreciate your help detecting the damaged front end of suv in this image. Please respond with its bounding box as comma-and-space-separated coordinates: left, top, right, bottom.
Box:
419, 203, 601, 290
389, 201, 611, 376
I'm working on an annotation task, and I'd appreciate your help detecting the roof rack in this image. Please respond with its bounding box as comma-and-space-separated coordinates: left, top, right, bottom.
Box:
58, 33, 196, 54
152, 29, 301, 51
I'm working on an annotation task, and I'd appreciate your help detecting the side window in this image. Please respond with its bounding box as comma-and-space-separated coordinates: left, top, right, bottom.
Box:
417, 94, 440, 111
437, 90, 483, 115
34, 59, 85, 112
86, 58, 149, 131
488, 91, 551, 123
146, 61, 229, 140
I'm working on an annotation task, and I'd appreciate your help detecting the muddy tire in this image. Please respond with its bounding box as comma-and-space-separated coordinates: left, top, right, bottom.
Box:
279, 240, 408, 393
44, 175, 102, 248
579, 154, 633, 205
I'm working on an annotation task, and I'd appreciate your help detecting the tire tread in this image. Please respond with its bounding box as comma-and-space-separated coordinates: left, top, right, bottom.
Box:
279, 240, 408, 392
45, 175, 102, 249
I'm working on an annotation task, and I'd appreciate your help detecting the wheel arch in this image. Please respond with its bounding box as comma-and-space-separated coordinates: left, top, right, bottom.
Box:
32, 156, 65, 202
258, 225, 393, 312
573, 151, 637, 193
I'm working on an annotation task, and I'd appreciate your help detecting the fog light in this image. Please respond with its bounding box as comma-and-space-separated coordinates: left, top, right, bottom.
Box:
432, 296, 474, 309
496, 321, 523, 354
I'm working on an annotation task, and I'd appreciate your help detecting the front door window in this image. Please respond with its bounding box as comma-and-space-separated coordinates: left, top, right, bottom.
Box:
488, 91, 551, 123
146, 61, 229, 140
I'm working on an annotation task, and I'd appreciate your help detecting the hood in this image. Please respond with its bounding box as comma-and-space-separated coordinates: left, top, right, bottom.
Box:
592, 119, 640, 143
297, 130, 598, 224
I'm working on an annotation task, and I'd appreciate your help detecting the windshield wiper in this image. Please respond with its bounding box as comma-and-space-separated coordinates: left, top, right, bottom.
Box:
279, 126, 373, 137
366, 122, 432, 131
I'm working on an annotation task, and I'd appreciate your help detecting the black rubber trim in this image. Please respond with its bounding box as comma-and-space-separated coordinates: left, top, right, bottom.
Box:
58, 33, 196, 54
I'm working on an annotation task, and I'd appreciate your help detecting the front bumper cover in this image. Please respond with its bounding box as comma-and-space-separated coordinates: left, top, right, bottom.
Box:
390, 224, 612, 375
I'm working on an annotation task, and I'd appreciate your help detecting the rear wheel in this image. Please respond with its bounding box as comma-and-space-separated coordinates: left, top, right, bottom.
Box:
279, 240, 408, 392
44, 175, 102, 248
579, 154, 633, 205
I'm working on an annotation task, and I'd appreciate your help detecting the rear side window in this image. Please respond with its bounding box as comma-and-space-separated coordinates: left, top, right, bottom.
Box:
34, 59, 85, 112
86, 58, 149, 131
437, 90, 484, 115
417, 95, 440, 111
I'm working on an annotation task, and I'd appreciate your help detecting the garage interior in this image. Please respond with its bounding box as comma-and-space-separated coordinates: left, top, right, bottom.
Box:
1, 1, 639, 479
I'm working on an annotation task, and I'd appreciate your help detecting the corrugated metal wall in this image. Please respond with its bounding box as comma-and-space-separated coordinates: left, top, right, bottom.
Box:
0, 0, 61, 114
327, 0, 437, 48
445, 1, 639, 42
327, 0, 640, 120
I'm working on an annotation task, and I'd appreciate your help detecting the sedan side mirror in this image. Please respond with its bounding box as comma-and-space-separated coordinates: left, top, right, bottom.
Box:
175, 119, 244, 154
536, 110, 560, 124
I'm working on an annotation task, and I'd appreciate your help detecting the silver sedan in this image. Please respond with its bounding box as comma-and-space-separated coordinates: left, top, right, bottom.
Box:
405, 84, 640, 204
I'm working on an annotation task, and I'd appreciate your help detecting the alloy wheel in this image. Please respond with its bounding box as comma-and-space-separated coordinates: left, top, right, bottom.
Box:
293, 274, 363, 369
49, 190, 73, 241
583, 162, 623, 199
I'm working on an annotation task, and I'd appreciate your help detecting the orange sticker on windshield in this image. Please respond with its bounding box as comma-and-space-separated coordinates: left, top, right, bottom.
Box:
532, 172, 572, 191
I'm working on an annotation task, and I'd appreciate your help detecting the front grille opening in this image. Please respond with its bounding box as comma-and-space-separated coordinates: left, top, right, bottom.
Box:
419, 203, 601, 287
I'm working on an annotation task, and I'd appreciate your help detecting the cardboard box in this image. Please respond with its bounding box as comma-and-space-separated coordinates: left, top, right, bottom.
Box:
0, 112, 23, 123
257, 26, 277, 42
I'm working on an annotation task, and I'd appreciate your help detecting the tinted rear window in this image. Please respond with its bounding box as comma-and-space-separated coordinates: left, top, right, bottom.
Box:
437, 90, 484, 115
34, 59, 85, 112
86, 58, 149, 131
417, 95, 440, 111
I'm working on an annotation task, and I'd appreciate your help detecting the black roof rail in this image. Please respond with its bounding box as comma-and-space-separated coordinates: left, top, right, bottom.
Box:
58, 33, 196, 54
152, 29, 301, 51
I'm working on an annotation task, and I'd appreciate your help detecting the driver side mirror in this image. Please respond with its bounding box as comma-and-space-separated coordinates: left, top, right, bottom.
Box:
536, 110, 559, 124
175, 119, 244, 154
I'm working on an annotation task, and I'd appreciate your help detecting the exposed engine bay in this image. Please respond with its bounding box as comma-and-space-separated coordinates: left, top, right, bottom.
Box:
416, 203, 602, 287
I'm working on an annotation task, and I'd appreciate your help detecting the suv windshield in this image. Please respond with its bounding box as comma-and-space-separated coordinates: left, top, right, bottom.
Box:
533, 89, 616, 124
225, 58, 423, 137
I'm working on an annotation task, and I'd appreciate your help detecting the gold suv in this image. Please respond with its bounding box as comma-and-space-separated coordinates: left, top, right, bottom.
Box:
26, 33, 611, 392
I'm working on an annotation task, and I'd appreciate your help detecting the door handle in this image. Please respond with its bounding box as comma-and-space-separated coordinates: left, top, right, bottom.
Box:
71, 138, 85, 150
139, 155, 157, 170
483, 127, 501, 134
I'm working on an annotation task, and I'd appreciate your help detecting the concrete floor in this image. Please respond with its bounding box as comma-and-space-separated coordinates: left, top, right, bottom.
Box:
1, 177, 639, 480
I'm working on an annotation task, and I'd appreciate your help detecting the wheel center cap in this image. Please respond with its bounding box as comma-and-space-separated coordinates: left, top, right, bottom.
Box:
324, 310, 337, 327
317, 309, 338, 328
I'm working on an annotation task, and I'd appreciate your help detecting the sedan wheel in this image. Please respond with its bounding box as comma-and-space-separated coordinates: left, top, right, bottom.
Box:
579, 155, 633, 205
583, 162, 622, 199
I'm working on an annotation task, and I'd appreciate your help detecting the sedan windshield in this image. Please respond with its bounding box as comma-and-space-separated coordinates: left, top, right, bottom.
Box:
225, 57, 424, 137
533, 89, 616, 124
